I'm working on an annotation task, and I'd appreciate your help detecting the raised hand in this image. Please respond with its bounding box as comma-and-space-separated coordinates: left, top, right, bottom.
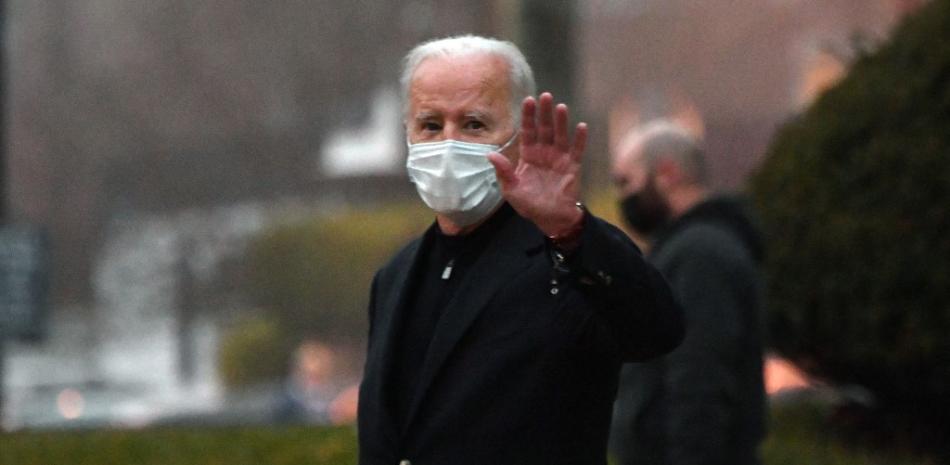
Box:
488, 92, 588, 237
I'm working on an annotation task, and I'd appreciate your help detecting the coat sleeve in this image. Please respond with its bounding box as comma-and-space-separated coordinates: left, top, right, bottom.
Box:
564, 213, 684, 362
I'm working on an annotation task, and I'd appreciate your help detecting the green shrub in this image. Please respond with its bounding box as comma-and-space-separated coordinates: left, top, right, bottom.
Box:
247, 202, 431, 346
217, 317, 289, 388
0, 426, 357, 465
1, 408, 934, 465
762, 401, 937, 465
749, 0, 950, 433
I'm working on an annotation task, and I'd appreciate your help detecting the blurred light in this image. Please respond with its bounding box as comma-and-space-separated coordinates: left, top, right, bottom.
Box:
764, 355, 813, 395
797, 50, 846, 107
57, 388, 85, 420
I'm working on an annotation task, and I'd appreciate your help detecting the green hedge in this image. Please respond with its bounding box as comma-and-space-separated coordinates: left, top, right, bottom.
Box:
1, 406, 935, 465
216, 203, 434, 388
247, 203, 431, 346
749, 0, 950, 431
217, 317, 291, 388
0, 426, 357, 465
762, 402, 936, 465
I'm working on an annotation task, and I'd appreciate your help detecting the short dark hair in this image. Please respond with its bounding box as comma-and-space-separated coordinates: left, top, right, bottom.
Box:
636, 120, 707, 185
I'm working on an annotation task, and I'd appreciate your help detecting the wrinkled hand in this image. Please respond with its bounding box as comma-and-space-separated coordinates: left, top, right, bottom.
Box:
488, 92, 588, 237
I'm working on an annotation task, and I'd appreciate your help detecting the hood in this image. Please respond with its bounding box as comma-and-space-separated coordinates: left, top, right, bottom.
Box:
655, 194, 765, 263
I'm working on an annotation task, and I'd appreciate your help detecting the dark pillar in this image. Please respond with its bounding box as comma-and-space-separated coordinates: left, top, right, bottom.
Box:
0, 0, 9, 428
518, 0, 577, 108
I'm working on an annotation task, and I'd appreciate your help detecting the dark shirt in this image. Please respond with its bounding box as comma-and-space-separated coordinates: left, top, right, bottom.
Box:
390, 203, 515, 428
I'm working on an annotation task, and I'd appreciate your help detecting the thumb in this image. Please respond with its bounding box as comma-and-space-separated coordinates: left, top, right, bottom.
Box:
488, 152, 517, 190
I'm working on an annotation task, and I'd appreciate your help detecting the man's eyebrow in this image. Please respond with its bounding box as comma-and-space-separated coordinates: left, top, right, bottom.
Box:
414, 111, 440, 121
464, 110, 494, 121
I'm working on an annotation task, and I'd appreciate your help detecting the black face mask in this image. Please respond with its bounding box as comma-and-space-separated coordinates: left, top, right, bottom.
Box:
619, 176, 670, 236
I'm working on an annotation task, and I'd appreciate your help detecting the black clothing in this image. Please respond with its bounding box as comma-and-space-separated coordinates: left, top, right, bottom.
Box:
610, 195, 767, 465
390, 203, 515, 427
359, 204, 683, 465
652, 194, 764, 264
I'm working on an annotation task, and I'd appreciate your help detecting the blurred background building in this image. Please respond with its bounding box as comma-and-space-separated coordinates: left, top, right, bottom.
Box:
0, 0, 924, 429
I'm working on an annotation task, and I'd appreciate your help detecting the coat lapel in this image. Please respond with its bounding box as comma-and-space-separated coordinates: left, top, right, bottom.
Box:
402, 213, 544, 432
368, 235, 428, 444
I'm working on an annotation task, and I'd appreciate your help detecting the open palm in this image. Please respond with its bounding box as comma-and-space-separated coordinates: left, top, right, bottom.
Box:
488, 92, 588, 237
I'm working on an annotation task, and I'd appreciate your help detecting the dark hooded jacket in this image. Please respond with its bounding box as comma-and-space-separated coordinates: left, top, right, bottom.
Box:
609, 194, 767, 465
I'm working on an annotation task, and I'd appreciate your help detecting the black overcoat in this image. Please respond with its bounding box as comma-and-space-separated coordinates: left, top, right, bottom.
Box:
358, 208, 683, 465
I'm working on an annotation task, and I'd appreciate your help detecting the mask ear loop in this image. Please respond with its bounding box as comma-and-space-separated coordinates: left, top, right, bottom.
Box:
497, 130, 519, 153
486, 131, 520, 188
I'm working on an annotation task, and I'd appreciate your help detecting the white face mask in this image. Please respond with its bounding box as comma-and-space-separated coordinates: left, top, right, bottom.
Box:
406, 133, 517, 227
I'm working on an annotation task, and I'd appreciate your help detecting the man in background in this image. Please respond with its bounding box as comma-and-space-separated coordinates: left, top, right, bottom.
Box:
608, 121, 766, 465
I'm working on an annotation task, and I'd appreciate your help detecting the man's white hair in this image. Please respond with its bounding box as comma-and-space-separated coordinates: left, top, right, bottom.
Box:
400, 34, 537, 125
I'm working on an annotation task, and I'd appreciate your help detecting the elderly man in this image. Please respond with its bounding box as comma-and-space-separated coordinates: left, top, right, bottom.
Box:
357, 35, 683, 465
608, 121, 767, 465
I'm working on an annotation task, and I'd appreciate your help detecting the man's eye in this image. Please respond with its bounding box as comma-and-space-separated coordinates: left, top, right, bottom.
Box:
422, 122, 441, 131
465, 121, 486, 130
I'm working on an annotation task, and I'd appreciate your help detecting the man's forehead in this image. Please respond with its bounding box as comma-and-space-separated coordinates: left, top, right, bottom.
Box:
412, 52, 509, 81
409, 55, 510, 100
613, 133, 647, 170
409, 100, 511, 125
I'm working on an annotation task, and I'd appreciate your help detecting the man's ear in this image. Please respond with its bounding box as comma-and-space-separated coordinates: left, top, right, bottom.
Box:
654, 158, 681, 191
